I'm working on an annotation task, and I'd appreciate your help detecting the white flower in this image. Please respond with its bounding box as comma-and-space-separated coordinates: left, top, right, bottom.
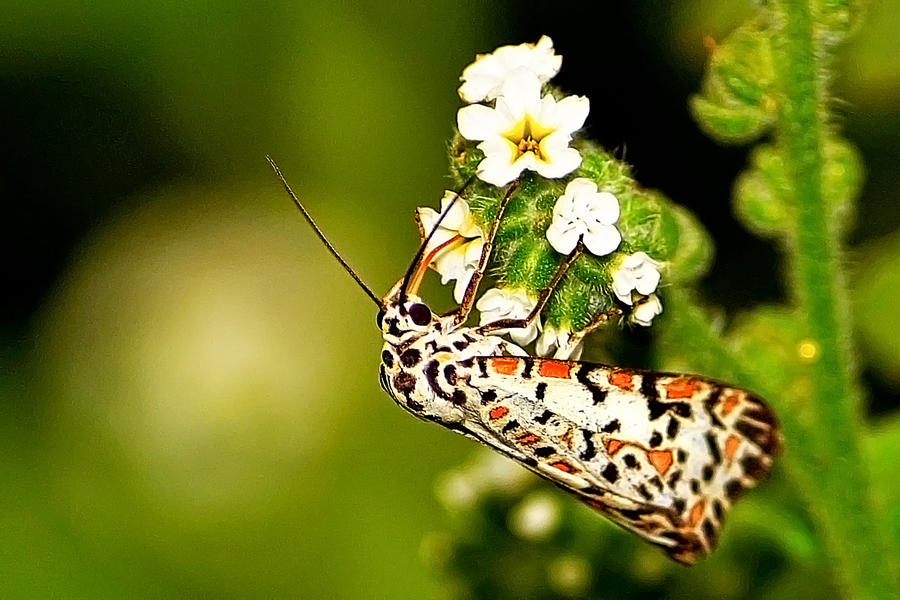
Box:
630, 293, 663, 327
546, 178, 621, 256
535, 325, 584, 360
458, 35, 562, 104
416, 191, 484, 302
476, 287, 541, 345
457, 69, 589, 186
612, 251, 662, 305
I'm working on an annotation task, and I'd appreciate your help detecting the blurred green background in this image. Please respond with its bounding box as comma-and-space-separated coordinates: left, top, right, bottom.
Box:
1, 1, 898, 598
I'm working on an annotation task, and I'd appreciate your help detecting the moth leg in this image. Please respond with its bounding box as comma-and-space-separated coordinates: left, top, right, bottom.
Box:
476, 242, 584, 335
447, 181, 519, 326
558, 305, 624, 355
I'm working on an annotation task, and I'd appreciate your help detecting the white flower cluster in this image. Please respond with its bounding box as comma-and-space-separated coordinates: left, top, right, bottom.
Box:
457, 36, 588, 187
415, 37, 664, 358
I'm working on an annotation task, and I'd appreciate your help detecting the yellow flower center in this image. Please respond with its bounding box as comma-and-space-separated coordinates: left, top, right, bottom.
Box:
503, 115, 554, 163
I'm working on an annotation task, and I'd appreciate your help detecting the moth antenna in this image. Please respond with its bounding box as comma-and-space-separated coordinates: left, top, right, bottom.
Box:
400, 173, 479, 302
266, 156, 383, 308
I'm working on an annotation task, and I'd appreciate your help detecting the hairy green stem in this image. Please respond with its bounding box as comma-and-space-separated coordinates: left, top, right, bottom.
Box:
765, 2, 894, 597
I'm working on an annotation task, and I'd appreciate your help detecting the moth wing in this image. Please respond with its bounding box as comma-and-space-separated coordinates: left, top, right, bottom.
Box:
469, 356, 780, 564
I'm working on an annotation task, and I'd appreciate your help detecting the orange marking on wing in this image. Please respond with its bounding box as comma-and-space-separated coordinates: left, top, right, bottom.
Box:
721, 393, 740, 416
665, 378, 699, 399
517, 433, 539, 446
604, 438, 625, 456
608, 370, 634, 390
688, 499, 706, 527
538, 360, 571, 379
551, 461, 574, 473
724, 434, 741, 460
490, 357, 519, 376
647, 450, 674, 476
489, 406, 509, 420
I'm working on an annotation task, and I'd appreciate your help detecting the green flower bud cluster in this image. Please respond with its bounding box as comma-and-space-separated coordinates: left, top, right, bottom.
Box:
448, 130, 712, 335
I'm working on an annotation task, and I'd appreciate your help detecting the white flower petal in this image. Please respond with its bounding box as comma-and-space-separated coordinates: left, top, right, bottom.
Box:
536, 139, 582, 179
499, 68, 543, 120
631, 294, 663, 327
476, 288, 508, 313
634, 268, 661, 296
588, 191, 621, 225
416, 194, 485, 300
458, 54, 587, 187
535, 328, 556, 356
547, 179, 622, 257
510, 323, 540, 346
563, 177, 597, 197
582, 224, 621, 256
458, 36, 562, 103
476, 287, 540, 345
453, 268, 475, 303
458, 104, 504, 141
536, 326, 584, 360
546, 222, 582, 255
549, 94, 590, 133
476, 149, 527, 186
612, 252, 662, 304
612, 272, 637, 305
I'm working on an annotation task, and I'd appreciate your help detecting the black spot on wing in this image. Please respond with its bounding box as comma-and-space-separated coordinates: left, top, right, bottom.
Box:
740, 455, 769, 480
636, 484, 652, 500
649, 431, 662, 448
601, 463, 619, 483
706, 432, 723, 464
535, 382, 547, 400
667, 469, 682, 488
480, 389, 497, 405
521, 357, 533, 378
701, 519, 717, 545
502, 419, 519, 433
535, 446, 555, 458
477, 357, 488, 378
601, 419, 620, 433
381, 351, 394, 367
534, 409, 553, 425
735, 419, 780, 455
577, 364, 607, 404
640, 372, 659, 400
579, 430, 597, 461
666, 417, 680, 439
712, 499, 724, 521
623, 454, 638, 469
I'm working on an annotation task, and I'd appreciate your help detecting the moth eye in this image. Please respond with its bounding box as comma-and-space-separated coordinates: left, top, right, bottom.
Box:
408, 303, 432, 326
376, 309, 386, 329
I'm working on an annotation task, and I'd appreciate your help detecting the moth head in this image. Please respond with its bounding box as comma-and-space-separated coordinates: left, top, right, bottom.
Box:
377, 280, 437, 341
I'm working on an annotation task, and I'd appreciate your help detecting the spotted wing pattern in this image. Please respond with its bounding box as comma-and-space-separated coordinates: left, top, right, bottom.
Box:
463, 356, 780, 564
